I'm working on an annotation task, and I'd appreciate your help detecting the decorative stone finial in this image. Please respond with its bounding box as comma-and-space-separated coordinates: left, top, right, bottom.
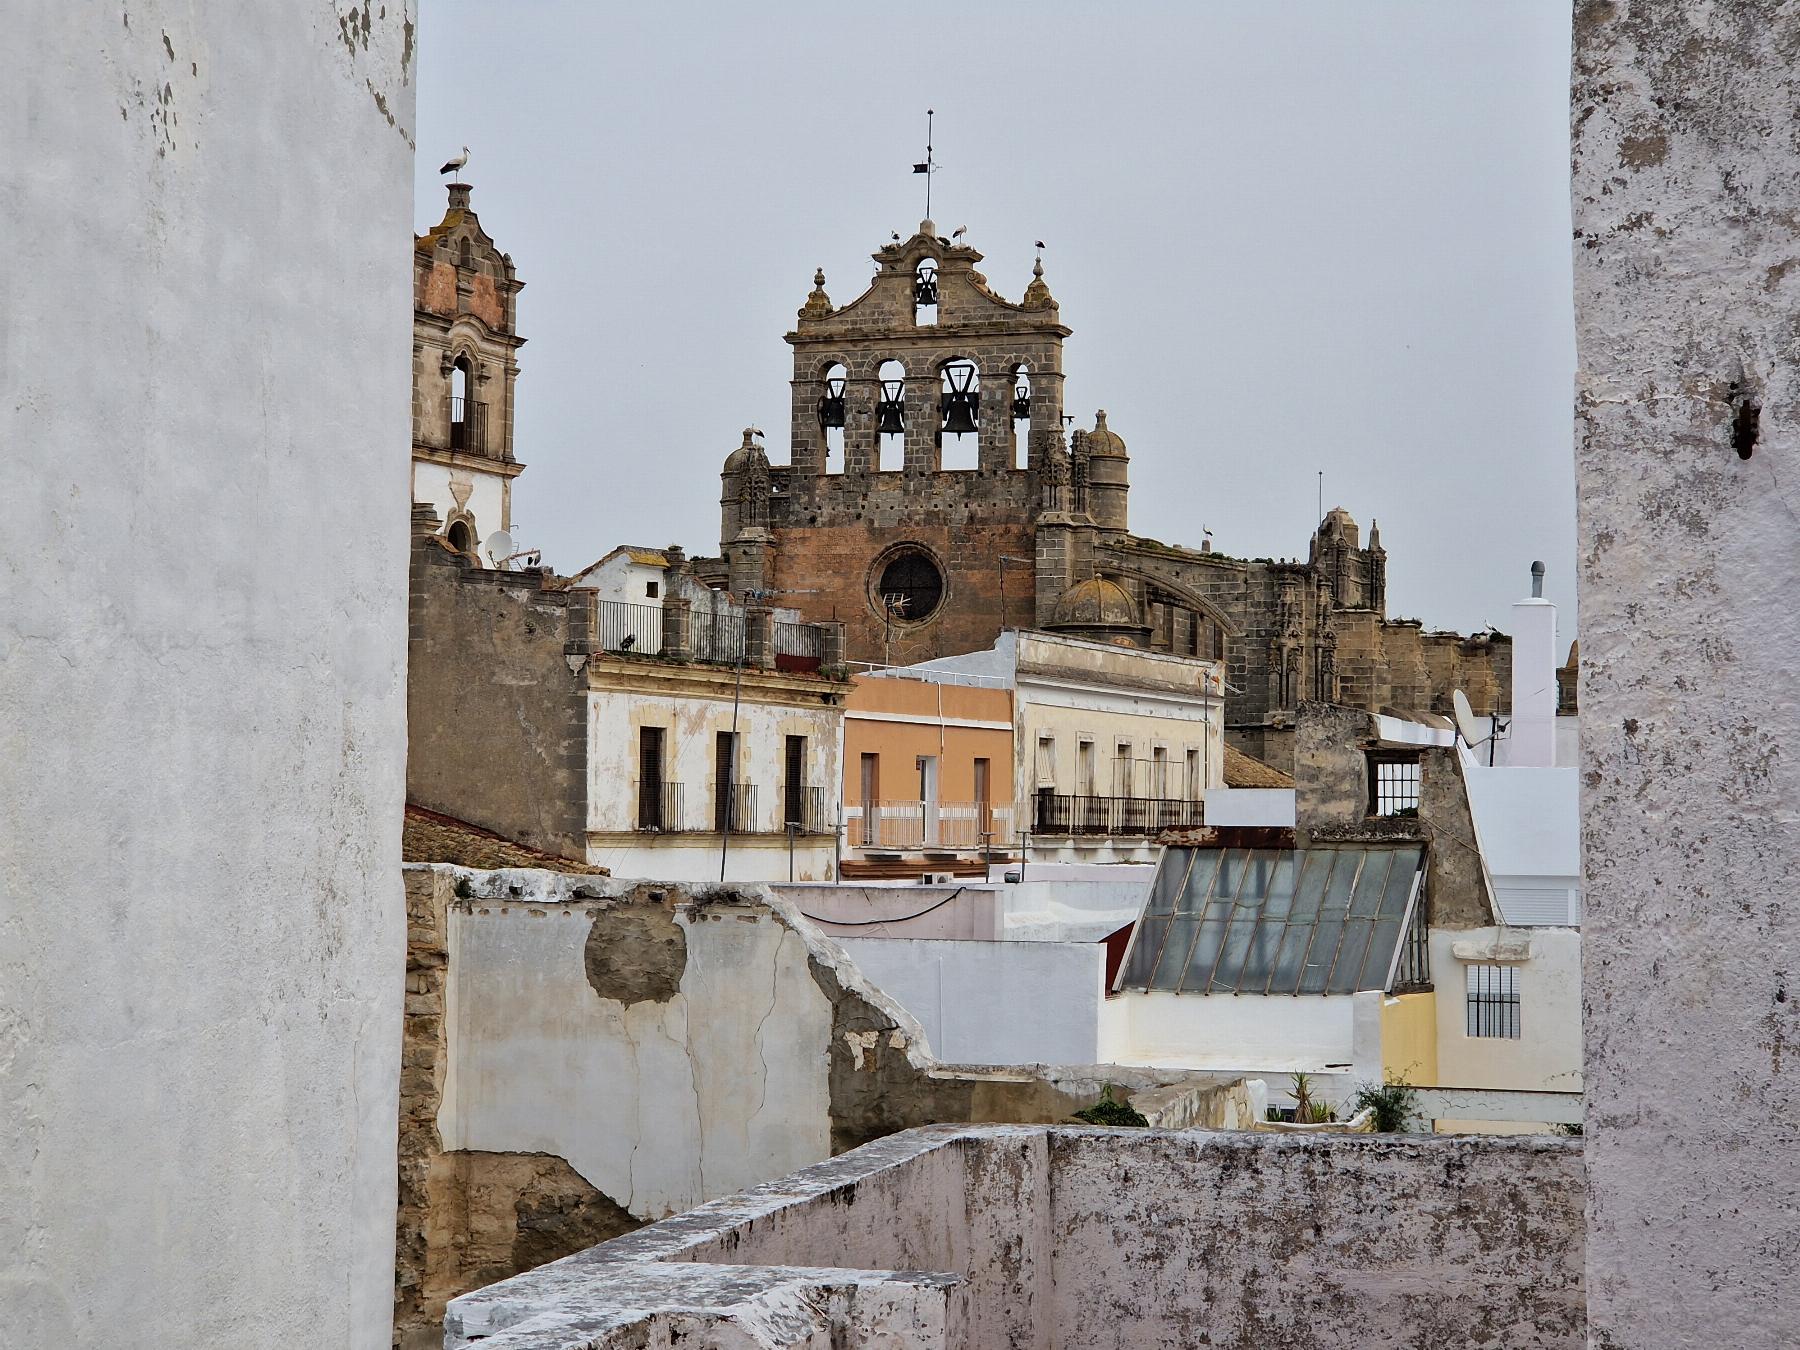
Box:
1022, 256, 1055, 310
799, 267, 833, 319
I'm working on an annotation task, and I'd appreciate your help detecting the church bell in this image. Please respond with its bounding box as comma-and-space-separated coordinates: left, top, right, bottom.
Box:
913, 263, 939, 307
939, 360, 980, 436
876, 378, 907, 434
817, 375, 846, 429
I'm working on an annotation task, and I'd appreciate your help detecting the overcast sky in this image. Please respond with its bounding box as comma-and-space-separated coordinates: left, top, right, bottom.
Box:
415, 1, 1576, 639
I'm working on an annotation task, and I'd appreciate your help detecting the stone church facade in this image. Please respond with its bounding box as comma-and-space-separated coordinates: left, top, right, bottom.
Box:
712, 220, 1510, 767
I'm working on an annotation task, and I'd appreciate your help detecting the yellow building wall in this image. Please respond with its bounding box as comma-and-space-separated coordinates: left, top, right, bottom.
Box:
842, 677, 1013, 808
1381, 992, 1438, 1087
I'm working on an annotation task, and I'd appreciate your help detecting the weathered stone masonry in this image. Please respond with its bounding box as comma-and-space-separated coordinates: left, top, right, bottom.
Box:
713, 225, 1510, 769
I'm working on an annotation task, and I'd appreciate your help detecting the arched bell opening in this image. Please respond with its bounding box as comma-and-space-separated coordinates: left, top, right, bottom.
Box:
817, 361, 848, 474
938, 357, 980, 471
449, 354, 480, 452
875, 359, 906, 471
1010, 364, 1032, 469
913, 260, 939, 327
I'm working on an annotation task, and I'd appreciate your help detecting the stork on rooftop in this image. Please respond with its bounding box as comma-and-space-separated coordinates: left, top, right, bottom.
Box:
439, 145, 469, 178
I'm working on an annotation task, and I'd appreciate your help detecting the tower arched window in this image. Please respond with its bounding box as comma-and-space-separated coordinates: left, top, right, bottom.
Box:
939, 358, 980, 470
1010, 365, 1032, 470
875, 359, 906, 472
446, 519, 474, 555
450, 355, 482, 453
913, 261, 939, 326
818, 362, 848, 473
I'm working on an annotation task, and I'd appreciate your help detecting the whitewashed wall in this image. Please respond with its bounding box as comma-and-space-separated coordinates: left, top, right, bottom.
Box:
1, 7, 413, 1346
1100, 990, 1380, 1091
836, 938, 1106, 1065
412, 459, 509, 555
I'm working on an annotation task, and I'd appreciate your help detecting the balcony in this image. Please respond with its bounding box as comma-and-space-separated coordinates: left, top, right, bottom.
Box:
715, 782, 759, 834
448, 396, 488, 454
779, 784, 832, 835
774, 620, 823, 673
634, 781, 684, 832
1032, 792, 1201, 838
849, 801, 1016, 852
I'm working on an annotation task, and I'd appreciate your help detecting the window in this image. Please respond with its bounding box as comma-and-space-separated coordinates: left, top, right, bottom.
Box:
973, 757, 991, 834
450, 355, 478, 452
1369, 753, 1421, 816
1035, 736, 1055, 788
1113, 742, 1134, 797
446, 519, 474, 554
714, 731, 737, 832
1466, 963, 1521, 1038
1185, 747, 1202, 800
860, 752, 880, 806
645, 580, 659, 598
784, 735, 807, 828
874, 548, 944, 623
1151, 746, 1169, 798
1078, 740, 1096, 796
638, 727, 665, 830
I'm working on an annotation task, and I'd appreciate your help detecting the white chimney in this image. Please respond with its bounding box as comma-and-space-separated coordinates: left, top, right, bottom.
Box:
1506, 561, 1558, 767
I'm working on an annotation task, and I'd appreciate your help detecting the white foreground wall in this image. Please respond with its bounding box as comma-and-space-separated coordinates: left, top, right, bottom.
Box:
835, 938, 1106, 1065
1, 8, 414, 1347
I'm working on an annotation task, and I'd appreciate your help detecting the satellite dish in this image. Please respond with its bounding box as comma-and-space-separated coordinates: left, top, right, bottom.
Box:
1452, 689, 1488, 747
484, 529, 514, 566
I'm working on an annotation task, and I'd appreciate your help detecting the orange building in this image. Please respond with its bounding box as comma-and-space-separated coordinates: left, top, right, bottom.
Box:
841, 673, 1016, 879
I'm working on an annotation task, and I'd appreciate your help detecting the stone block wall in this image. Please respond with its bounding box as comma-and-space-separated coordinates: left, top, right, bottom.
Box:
445, 1125, 1585, 1348
408, 526, 591, 858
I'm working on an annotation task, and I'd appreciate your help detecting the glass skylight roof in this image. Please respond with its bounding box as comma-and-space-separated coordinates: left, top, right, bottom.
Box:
1115, 846, 1425, 996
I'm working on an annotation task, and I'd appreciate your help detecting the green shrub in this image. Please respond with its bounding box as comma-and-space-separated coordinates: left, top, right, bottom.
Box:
1073, 1084, 1148, 1128
1351, 1080, 1418, 1132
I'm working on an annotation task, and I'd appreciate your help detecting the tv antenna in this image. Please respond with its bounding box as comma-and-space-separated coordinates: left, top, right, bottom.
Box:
484, 528, 540, 570
1453, 688, 1509, 766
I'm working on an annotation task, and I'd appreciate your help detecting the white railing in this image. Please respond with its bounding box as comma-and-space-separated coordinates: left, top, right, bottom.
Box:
847, 801, 1015, 851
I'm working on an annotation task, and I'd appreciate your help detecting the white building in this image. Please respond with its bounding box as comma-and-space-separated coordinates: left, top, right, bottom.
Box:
7, 10, 412, 1347
884, 630, 1226, 863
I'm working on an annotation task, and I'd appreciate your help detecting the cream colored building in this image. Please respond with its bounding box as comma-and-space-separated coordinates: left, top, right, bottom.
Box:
894, 629, 1225, 863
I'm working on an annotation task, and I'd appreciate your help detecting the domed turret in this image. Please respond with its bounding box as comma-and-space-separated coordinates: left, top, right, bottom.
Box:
1084, 410, 1129, 530
720, 428, 772, 544
1045, 575, 1148, 645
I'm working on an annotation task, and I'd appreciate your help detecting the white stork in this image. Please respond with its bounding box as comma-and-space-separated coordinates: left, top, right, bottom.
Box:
439, 145, 470, 177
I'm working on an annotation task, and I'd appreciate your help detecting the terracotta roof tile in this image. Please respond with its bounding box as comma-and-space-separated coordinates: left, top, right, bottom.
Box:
403, 804, 608, 874
1223, 745, 1295, 789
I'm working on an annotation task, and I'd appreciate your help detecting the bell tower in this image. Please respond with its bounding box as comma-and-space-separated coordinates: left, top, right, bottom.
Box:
721, 223, 1071, 664
411, 180, 526, 562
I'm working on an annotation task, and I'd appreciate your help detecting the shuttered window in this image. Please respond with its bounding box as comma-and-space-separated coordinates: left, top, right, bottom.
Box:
638, 727, 664, 830
715, 731, 736, 831
784, 735, 806, 827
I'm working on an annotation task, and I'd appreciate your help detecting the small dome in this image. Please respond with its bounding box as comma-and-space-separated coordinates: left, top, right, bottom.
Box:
722, 428, 770, 475
1085, 410, 1126, 457
1049, 576, 1140, 630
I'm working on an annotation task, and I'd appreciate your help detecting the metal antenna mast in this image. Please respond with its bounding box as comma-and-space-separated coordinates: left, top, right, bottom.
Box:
913, 108, 936, 220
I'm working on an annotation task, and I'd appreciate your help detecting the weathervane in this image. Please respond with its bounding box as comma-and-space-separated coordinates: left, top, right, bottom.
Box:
912, 108, 936, 220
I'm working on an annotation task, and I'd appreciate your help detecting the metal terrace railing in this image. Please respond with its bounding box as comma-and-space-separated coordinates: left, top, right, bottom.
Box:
1032, 792, 1203, 838
691, 609, 745, 665
597, 600, 664, 655
774, 621, 824, 672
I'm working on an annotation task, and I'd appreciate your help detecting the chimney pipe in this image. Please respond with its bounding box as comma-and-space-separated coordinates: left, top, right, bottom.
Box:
1530, 560, 1545, 599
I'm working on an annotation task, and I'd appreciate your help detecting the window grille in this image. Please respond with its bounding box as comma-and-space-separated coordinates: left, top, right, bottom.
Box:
1369, 754, 1421, 816
1466, 963, 1521, 1038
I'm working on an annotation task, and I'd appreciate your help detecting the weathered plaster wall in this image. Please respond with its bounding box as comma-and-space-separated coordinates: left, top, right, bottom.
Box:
1293, 702, 1494, 930
1572, 7, 1800, 1342
449, 1125, 1585, 1349
1, 7, 414, 1346
401, 866, 1240, 1338
409, 527, 591, 858
836, 937, 1107, 1065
